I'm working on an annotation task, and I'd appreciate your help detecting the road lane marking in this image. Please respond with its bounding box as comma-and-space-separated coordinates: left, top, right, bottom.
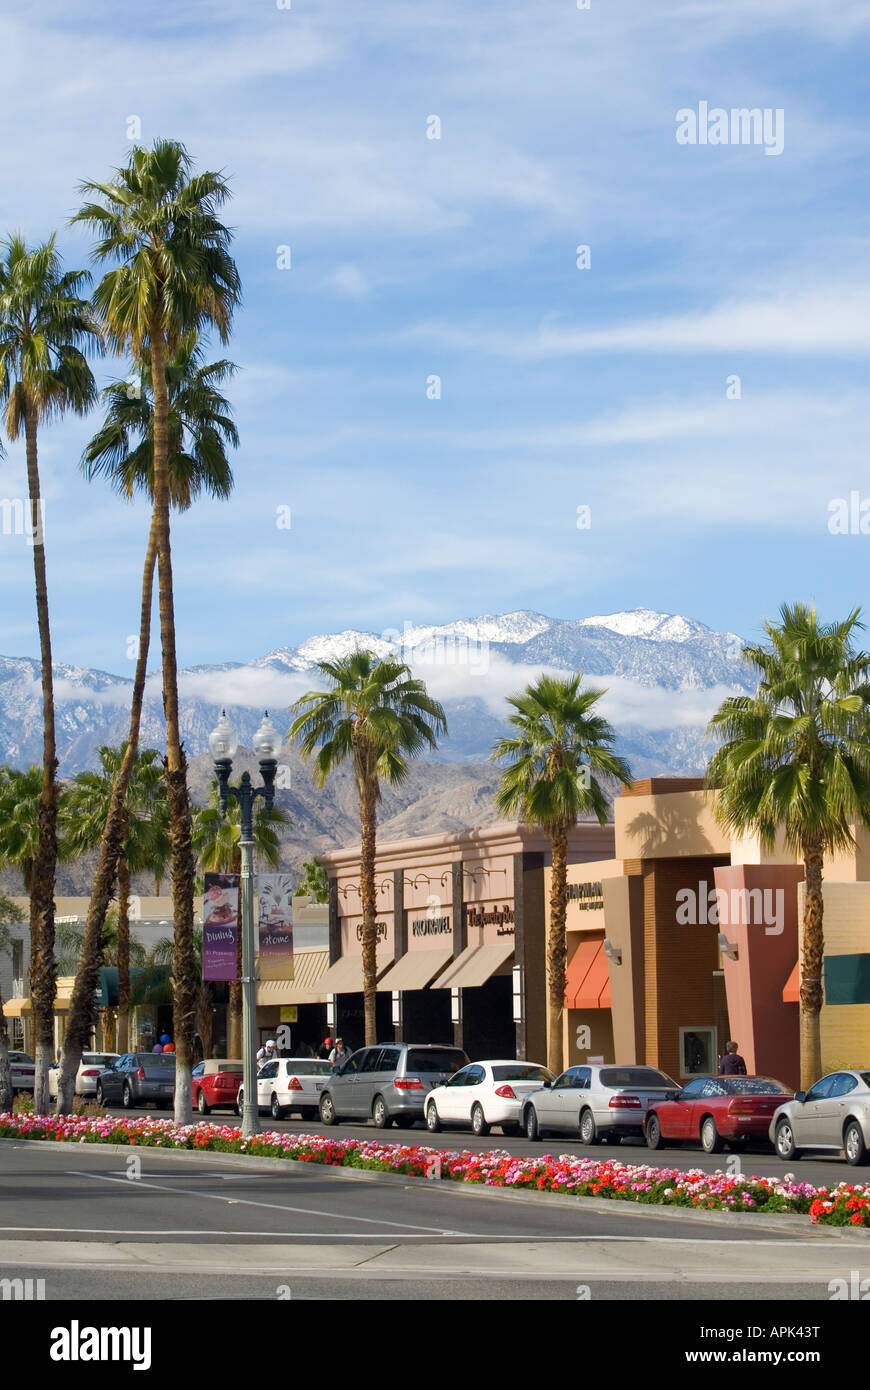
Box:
65, 1171, 461, 1235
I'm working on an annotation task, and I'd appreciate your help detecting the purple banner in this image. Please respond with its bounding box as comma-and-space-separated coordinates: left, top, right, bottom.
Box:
202, 873, 239, 981
258, 873, 294, 981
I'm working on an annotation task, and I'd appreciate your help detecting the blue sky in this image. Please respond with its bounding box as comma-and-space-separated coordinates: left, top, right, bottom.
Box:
0, 0, 868, 676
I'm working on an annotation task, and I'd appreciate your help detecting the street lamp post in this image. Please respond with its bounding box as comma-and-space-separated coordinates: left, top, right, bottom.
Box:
208, 709, 280, 1138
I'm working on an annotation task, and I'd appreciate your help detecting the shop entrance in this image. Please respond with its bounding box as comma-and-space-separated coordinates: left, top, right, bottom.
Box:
335, 991, 393, 1052
460, 975, 515, 1060
400, 987, 452, 1045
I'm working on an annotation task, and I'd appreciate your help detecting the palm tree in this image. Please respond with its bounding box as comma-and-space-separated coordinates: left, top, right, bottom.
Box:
706, 603, 870, 1089
0, 895, 25, 1113
0, 234, 101, 1111
288, 652, 447, 1044
0, 765, 72, 892
73, 142, 240, 1122
491, 673, 632, 1074
62, 746, 170, 1061
57, 335, 239, 1111
192, 786, 288, 1056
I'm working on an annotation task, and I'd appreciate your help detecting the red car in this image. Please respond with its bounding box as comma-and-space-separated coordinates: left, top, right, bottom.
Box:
191, 1059, 244, 1115
645, 1075, 793, 1154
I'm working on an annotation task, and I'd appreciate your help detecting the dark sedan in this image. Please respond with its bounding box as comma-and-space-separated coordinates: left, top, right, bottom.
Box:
95, 1052, 176, 1110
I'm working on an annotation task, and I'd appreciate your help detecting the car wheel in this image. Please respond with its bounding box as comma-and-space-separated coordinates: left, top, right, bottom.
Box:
701, 1116, 724, 1154
645, 1113, 666, 1150
197, 1090, 210, 1115
123, 1082, 135, 1110
372, 1095, 393, 1129
426, 1102, 442, 1133
235, 1090, 244, 1117
319, 1093, 338, 1126
579, 1109, 601, 1145
270, 1093, 285, 1121
95, 1083, 105, 1107
471, 1103, 490, 1137
775, 1118, 801, 1161
844, 1120, 869, 1166
524, 1106, 540, 1141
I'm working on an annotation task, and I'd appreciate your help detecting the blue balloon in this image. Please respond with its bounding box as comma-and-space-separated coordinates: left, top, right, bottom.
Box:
159, 1034, 171, 1045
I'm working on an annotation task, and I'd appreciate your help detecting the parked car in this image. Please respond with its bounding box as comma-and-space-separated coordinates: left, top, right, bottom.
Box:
523, 1063, 681, 1143
191, 1058, 243, 1115
319, 1043, 469, 1128
645, 1075, 793, 1153
426, 1060, 554, 1137
770, 1069, 870, 1166
95, 1052, 176, 1109
237, 1058, 332, 1121
48, 1052, 120, 1100
7, 1051, 35, 1094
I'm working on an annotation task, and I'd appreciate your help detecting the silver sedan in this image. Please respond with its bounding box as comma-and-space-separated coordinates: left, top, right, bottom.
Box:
769, 1069, 870, 1166
523, 1063, 681, 1144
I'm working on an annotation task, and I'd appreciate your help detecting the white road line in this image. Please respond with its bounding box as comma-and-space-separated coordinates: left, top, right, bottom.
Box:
65, 1170, 460, 1235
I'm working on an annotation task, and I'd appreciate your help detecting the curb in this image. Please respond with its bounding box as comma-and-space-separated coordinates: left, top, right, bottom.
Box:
3, 1136, 869, 1239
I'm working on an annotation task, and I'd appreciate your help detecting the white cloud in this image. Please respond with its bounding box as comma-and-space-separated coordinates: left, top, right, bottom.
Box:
324, 264, 371, 300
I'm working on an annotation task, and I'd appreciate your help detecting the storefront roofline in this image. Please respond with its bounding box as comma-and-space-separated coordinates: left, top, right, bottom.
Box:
320, 819, 615, 871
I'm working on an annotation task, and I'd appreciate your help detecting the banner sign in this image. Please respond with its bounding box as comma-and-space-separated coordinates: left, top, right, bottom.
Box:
202, 873, 239, 981
258, 873, 295, 981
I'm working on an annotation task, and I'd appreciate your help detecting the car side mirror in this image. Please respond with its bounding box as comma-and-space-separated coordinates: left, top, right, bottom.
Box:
542, 1081, 551, 1088
794, 1091, 806, 1104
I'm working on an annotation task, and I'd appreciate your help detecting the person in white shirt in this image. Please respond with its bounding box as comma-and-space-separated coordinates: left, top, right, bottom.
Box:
256, 1039, 277, 1068
328, 1037, 352, 1067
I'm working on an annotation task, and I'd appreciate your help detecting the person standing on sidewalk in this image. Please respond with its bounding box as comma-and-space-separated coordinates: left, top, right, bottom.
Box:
719, 1041, 747, 1075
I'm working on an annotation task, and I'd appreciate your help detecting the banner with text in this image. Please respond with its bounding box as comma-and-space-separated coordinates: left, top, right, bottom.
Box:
258, 873, 295, 981
202, 873, 240, 981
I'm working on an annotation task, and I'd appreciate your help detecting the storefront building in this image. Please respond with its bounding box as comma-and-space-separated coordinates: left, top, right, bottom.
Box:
320, 820, 615, 1062
548, 778, 870, 1087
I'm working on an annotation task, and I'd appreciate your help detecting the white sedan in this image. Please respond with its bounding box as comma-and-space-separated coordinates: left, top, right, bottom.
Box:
48, 1052, 120, 1100
425, 1060, 555, 1137
237, 1058, 332, 1121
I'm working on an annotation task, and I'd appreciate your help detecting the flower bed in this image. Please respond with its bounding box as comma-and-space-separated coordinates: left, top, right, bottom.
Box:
1, 1111, 868, 1227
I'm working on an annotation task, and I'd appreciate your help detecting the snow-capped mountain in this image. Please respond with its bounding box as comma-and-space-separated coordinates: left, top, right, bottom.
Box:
0, 608, 751, 781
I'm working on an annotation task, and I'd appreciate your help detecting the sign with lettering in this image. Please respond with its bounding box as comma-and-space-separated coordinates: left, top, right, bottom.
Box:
466, 904, 515, 935
567, 882, 604, 910
411, 915, 451, 936
258, 873, 294, 981
202, 873, 239, 981
355, 921, 389, 943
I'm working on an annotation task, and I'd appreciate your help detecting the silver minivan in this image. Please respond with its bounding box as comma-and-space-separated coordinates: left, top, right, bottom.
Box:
319, 1043, 469, 1129
524, 1063, 681, 1143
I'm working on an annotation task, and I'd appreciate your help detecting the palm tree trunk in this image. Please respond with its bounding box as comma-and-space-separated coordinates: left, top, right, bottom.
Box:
0, 994, 13, 1114
359, 770, 378, 1046
24, 404, 58, 1115
197, 982, 214, 1060
799, 839, 824, 1089
55, 516, 157, 1112
117, 848, 132, 1055
150, 322, 197, 1123
547, 825, 569, 1075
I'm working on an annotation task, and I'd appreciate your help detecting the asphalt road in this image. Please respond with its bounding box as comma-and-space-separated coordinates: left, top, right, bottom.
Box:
95, 1104, 868, 1191
1, 1138, 867, 1303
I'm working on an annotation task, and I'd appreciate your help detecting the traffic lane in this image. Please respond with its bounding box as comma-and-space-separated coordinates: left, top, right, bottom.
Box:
117, 1106, 864, 1190
0, 1140, 817, 1246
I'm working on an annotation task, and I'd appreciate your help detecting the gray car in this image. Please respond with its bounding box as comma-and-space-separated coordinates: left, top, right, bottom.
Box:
523, 1063, 681, 1144
95, 1052, 176, 1110
319, 1043, 469, 1129
769, 1069, 870, 1166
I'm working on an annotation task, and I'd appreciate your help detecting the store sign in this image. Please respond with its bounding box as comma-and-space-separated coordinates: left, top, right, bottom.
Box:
355, 921, 388, 942
202, 873, 239, 981
466, 904, 515, 936
411, 915, 451, 936
567, 881, 604, 910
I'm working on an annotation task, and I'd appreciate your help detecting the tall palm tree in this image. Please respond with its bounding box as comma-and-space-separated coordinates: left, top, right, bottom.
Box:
62, 746, 169, 1065
288, 652, 447, 1044
57, 335, 239, 1110
706, 603, 870, 1089
73, 142, 240, 1122
192, 786, 288, 1056
0, 233, 101, 1111
491, 673, 632, 1074
0, 896, 25, 1113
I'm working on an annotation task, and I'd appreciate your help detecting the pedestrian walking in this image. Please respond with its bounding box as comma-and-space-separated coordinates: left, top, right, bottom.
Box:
719, 1041, 747, 1075
256, 1038, 277, 1067
328, 1037, 352, 1067
317, 1035, 333, 1060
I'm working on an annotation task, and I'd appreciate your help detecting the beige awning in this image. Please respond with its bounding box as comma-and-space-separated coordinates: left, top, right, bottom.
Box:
434, 940, 515, 989
376, 948, 454, 993
317, 953, 393, 995
3, 997, 29, 1018
4, 979, 75, 1018
256, 950, 329, 1006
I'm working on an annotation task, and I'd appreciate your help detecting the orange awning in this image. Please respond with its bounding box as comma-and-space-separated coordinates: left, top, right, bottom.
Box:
783, 960, 800, 1003
565, 935, 611, 1010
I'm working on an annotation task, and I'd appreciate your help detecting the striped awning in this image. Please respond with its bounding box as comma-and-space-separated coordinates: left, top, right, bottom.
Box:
256, 950, 330, 1005
434, 940, 514, 989
565, 935, 611, 1009
376, 948, 454, 993
316, 951, 393, 996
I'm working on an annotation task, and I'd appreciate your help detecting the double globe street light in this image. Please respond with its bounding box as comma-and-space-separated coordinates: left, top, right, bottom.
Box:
208, 709, 281, 1138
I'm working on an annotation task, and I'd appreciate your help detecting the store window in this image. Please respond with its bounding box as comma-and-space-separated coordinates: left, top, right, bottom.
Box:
679, 1026, 718, 1078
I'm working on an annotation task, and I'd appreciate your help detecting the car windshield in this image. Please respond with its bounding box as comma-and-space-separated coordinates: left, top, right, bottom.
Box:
600, 1068, 678, 1089
141, 1055, 176, 1068
860, 1074, 870, 1089
216, 1063, 243, 1073
492, 1064, 554, 1083
406, 1049, 467, 1073
83, 1055, 116, 1067
9, 1053, 33, 1064
722, 1078, 789, 1095
283, 1061, 331, 1075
